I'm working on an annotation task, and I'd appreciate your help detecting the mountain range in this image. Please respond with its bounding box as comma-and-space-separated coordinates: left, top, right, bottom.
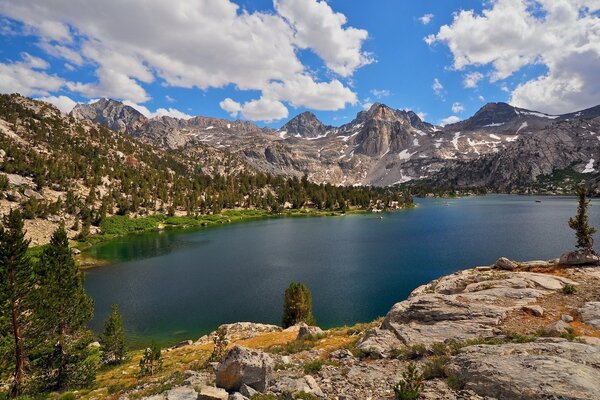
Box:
71, 99, 600, 192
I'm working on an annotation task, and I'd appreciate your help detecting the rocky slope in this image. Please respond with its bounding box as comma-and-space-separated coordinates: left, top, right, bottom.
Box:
84, 256, 600, 400
71, 99, 600, 189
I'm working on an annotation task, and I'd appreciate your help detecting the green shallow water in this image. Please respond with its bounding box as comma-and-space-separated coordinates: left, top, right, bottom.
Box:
84, 195, 599, 347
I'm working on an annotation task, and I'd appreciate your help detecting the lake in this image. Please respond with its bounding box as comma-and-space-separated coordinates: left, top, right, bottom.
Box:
84, 195, 600, 347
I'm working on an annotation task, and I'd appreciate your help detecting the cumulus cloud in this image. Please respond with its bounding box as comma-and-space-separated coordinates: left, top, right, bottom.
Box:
0, 0, 370, 121
429, 0, 600, 114
439, 115, 460, 126
219, 98, 242, 118
463, 71, 483, 88
0, 52, 66, 96
452, 102, 464, 113
419, 14, 434, 25
417, 112, 427, 121
122, 100, 192, 119
238, 97, 289, 122
274, 0, 372, 77
37, 95, 77, 113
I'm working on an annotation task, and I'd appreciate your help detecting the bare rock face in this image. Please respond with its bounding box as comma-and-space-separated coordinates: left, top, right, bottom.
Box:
579, 302, 600, 329
356, 328, 403, 358
365, 268, 576, 350
215, 346, 274, 393
446, 339, 600, 400
559, 249, 600, 266
296, 323, 324, 341
494, 257, 517, 270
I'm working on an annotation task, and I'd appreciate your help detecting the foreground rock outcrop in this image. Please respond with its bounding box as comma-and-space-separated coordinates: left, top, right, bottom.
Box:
134, 259, 600, 400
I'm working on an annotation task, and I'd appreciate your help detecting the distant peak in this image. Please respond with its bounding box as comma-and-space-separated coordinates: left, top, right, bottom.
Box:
281, 111, 327, 138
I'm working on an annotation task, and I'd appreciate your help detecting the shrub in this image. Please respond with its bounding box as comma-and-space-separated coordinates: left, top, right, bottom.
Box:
139, 342, 162, 376
392, 344, 427, 360
282, 282, 315, 328
562, 284, 577, 295
209, 327, 229, 362
303, 360, 324, 374
393, 363, 424, 400
422, 356, 450, 380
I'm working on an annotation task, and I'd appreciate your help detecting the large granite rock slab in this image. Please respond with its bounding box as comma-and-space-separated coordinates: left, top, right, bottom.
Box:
364, 269, 577, 349
446, 339, 600, 399
579, 301, 600, 329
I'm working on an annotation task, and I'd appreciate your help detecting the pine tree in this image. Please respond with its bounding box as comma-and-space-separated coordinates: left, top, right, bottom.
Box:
100, 304, 126, 365
569, 186, 597, 252
0, 210, 34, 397
282, 282, 316, 328
36, 225, 95, 390
139, 342, 162, 376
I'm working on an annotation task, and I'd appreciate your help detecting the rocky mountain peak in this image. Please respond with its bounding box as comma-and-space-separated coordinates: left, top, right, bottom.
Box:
281, 111, 328, 138
71, 98, 147, 133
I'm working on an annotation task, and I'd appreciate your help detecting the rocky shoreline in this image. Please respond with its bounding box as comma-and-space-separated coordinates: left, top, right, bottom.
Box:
102, 257, 600, 400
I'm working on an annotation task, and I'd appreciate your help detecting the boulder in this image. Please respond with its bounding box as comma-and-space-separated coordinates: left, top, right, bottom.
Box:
174, 339, 193, 348
579, 301, 600, 329
228, 394, 248, 400
559, 250, 600, 266
197, 386, 229, 400
296, 323, 324, 341
544, 320, 571, 336
356, 328, 402, 358
215, 346, 273, 393
494, 257, 517, 270
23, 188, 44, 200
561, 314, 574, 323
5, 190, 22, 202
522, 305, 544, 317
272, 375, 324, 398
446, 340, 600, 399
143, 386, 199, 400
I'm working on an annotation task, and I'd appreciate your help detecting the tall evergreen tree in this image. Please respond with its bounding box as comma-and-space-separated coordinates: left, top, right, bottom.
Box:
100, 304, 126, 365
282, 282, 315, 328
0, 210, 34, 397
569, 186, 597, 252
36, 225, 95, 390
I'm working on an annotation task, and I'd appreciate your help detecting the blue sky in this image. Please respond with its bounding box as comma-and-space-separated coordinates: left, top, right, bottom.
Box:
0, 0, 599, 127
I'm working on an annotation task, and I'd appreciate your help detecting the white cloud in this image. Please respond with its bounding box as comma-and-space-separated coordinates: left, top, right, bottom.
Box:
370, 89, 390, 98
452, 102, 464, 113
463, 71, 483, 88
0, 0, 370, 121
165, 95, 175, 103
274, 0, 372, 77
430, 0, 600, 114
439, 115, 460, 126
432, 78, 444, 98
122, 100, 192, 119
0, 53, 66, 96
239, 97, 289, 122
362, 102, 373, 110
478, 95, 485, 102
417, 111, 427, 120
219, 98, 242, 118
419, 14, 434, 25
37, 95, 77, 113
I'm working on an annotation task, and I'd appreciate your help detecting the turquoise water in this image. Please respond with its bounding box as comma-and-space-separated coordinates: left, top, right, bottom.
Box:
84, 195, 599, 347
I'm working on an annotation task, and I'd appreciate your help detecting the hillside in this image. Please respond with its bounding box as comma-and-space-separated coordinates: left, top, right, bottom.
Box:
0, 94, 411, 245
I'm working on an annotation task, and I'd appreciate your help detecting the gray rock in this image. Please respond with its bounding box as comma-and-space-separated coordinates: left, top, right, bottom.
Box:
579, 301, 600, 329
174, 339, 193, 348
495, 257, 517, 270
296, 323, 324, 341
239, 384, 257, 398
23, 188, 44, 200
560, 250, 600, 266
356, 328, 402, 358
215, 346, 273, 393
522, 305, 544, 317
446, 340, 600, 400
544, 320, 571, 336
144, 386, 198, 400
272, 375, 324, 398
329, 349, 354, 360
561, 314, 574, 323
228, 394, 248, 400
5, 190, 22, 202
197, 386, 229, 400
